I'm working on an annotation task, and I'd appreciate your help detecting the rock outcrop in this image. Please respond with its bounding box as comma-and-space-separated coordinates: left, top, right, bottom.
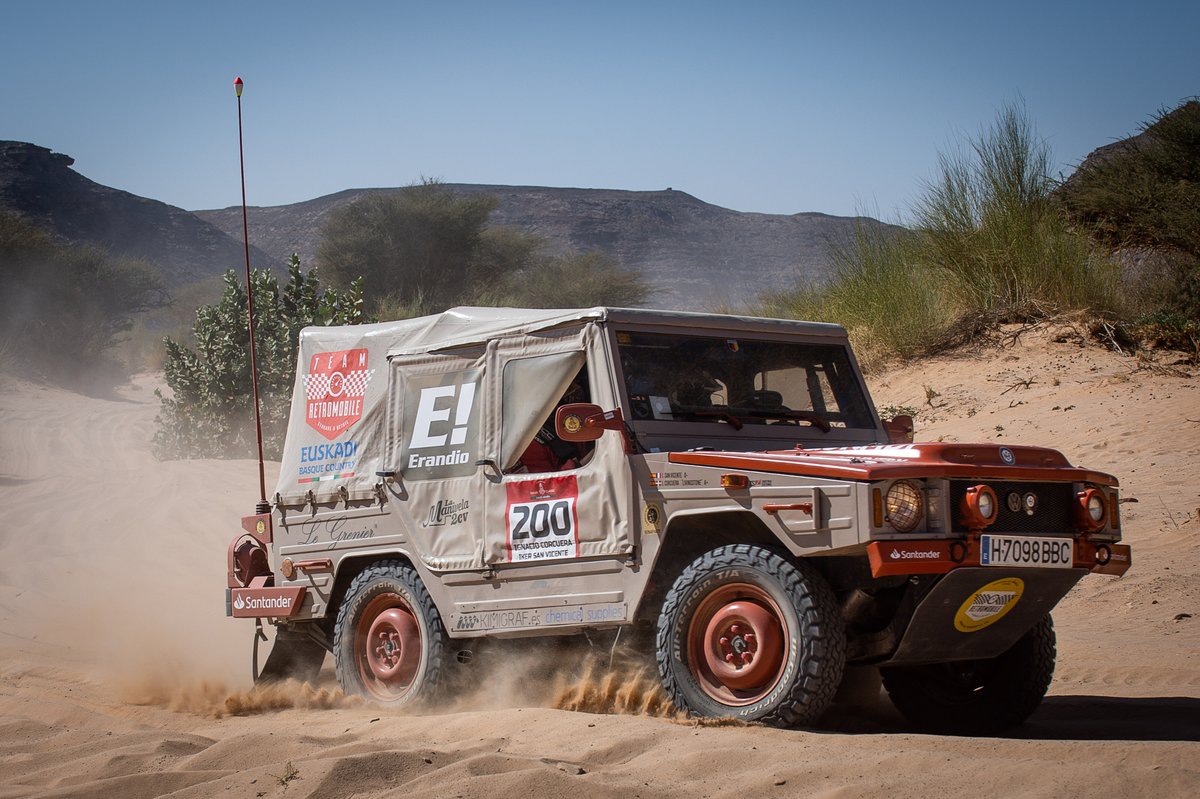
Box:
0, 141, 279, 287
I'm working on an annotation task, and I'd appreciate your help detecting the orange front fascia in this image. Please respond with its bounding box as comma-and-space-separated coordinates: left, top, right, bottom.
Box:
867, 539, 1131, 578
1076, 541, 1132, 576
868, 540, 964, 576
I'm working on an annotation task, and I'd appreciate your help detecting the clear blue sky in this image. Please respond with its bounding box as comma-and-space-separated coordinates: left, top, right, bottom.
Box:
3, 0, 1195, 221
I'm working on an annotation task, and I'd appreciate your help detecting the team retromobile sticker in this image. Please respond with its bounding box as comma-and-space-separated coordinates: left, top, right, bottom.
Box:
954, 577, 1025, 632
506, 475, 580, 562
303, 348, 375, 440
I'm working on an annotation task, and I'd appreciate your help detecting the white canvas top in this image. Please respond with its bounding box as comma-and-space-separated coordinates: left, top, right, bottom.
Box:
276, 306, 848, 508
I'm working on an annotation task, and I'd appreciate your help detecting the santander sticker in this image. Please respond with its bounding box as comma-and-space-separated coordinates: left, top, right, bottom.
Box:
304, 349, 375, 440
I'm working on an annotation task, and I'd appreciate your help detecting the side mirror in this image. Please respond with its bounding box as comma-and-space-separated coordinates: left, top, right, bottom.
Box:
883, 414, 914, 444
555, 403, 625, 442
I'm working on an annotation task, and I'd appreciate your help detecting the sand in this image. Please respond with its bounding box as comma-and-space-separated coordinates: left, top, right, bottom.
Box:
1, 321, 1197, 798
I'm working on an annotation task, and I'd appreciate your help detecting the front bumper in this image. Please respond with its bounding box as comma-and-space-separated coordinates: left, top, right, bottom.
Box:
867, 538, 1131, 578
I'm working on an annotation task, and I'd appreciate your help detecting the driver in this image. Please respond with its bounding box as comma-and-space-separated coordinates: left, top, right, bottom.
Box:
515, 376, 589, 473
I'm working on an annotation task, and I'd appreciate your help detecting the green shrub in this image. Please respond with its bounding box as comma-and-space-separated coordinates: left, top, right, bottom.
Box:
917, 104, 1119, 319
153, 256, 363, 459
1057, 99, 1200, 321
317, 182, 506, 313
761, 223, 953, 362
0, 211, 168, 388
759, 103, 1121, 363
479, 249, 655, 309
317, 182, 654, 315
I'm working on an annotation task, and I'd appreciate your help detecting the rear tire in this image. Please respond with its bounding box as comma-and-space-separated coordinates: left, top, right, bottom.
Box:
333, 560, 447, 705
881, 613, 1057, 735
656, 544, 846, 727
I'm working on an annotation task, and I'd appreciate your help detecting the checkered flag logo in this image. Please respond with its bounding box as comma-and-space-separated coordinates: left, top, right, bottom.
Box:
304, 368, 374, 400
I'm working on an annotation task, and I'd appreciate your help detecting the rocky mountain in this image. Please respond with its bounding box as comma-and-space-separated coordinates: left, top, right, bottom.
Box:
0, 141, 279, 287
2, 138, 897, 309
196, 186, 898, 309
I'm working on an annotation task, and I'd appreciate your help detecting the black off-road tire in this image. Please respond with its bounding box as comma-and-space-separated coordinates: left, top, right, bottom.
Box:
656, 544, 846, 727
333, 559, 448, 705
881, 613, 1057, 735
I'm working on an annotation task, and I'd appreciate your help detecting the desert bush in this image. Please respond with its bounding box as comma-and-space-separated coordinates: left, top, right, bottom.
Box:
917, 104, 1119, 319
479, 249, 655, 309
1057, 99, 1200, 321
317, 182, 504, 312
318, 182, 653, 315
761, 103, 1120, 363
0, 210, 168, 388
153, 256, 363, 459
761, 223, 953, 361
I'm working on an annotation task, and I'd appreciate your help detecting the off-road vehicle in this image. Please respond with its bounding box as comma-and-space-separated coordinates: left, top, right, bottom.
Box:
226, 306, 1130, 733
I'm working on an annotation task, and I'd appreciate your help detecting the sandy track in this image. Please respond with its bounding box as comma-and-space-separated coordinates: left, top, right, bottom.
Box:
1, 325, 1197, 798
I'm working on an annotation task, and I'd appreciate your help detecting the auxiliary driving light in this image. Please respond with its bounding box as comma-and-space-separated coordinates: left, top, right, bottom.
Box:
1076, 488, 1107, 532
961, 484, 999, 530
885, 480, 923, 532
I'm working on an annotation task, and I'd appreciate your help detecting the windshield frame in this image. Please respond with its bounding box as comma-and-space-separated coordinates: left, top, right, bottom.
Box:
605, 323, 885, 452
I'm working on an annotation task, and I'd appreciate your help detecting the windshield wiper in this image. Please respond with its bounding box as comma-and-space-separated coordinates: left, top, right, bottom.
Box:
684, 410, 745, 430
745, 410, 832, 432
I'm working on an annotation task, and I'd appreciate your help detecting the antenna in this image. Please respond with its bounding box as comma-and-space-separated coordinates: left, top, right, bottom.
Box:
234, 76, 271, 515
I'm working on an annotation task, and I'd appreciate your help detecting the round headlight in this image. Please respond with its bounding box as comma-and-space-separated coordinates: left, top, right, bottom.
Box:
977, 489, 996, 522
961, 484, 999, 530
1077, 488, 1107, 531
885, 480, 923, 532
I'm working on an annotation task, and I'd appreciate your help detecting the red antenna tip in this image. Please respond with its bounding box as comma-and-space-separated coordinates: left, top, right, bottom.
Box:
234, 77, 244, 97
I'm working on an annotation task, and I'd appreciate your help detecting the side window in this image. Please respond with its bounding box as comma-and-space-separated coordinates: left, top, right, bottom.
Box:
499, 352, 593, 473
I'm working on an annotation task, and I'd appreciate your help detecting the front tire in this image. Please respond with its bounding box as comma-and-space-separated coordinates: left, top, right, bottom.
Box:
333, 560, 447, 705
656, 545, 846, 727
881, 613, 1057, 735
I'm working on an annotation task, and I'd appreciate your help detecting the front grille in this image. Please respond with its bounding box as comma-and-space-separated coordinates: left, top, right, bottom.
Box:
949, 480, 1075, 534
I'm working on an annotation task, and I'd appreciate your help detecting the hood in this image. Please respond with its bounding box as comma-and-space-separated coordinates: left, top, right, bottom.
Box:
669, 442, 1118, 486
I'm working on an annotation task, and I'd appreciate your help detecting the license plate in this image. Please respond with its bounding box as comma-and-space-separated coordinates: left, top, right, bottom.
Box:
980, 535, 1074, 568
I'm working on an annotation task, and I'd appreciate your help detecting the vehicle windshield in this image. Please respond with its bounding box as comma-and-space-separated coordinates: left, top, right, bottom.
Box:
616, 331, 875, 431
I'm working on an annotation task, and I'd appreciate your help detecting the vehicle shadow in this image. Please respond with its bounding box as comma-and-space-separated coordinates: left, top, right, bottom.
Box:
818, 693, 1200, 742
1020, 695, 1200, 742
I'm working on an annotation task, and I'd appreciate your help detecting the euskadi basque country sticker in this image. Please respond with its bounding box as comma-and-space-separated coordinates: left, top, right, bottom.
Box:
304, 349, 375, 440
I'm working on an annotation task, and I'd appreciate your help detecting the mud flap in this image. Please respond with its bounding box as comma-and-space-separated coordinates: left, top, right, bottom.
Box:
256, 625, 329, 685
883, 567, 1085, 666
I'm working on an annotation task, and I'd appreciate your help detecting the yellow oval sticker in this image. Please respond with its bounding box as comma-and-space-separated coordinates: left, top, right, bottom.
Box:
954, 577, 1024, 633
563, 414, 583, 434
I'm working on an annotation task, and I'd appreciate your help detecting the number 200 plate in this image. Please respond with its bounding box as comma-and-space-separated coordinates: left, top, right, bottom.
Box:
980, 534, 1073, 568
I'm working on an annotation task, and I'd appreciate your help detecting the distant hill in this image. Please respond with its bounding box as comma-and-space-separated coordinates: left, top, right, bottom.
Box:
0, 141, 279, 287
196, 186, 899, 309
1, 138, 898, 309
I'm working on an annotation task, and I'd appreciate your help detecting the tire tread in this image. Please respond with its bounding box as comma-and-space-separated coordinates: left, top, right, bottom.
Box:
656, 544, 846, 727
332, 559, 447, 704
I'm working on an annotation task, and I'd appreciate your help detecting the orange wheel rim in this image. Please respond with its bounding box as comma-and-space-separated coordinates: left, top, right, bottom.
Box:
355, 593, 422, 701
685, 583, 789, 706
